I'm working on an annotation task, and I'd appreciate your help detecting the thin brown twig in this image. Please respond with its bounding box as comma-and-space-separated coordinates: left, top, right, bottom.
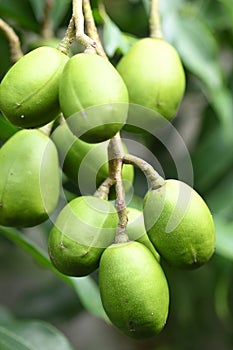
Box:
82, 0, 107, 58
0, 18, 23, 63
41, 0, 54, 39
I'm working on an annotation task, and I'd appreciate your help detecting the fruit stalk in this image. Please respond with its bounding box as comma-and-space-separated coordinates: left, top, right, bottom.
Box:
123, 154, 165, 189
108, 133, 129, 243
149, 0, 163, 39
58, 16, 76, 54
94, 177, 115, 200
82, 0, 107, 58
72, 0, 97, 51
0, 18, 23, 63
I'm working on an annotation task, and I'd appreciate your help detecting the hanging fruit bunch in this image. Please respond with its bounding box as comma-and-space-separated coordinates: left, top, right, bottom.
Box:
0, 0, 215, 340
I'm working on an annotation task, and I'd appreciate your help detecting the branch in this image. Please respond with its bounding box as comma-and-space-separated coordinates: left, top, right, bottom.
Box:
41, 0, 54, 39
72, 0, 97, 51
108, 133, 129, 243
0, 18, 23, 63
82, 0, 107, 59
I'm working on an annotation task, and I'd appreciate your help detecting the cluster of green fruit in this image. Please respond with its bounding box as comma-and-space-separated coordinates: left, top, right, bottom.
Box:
0, 37, 215, 339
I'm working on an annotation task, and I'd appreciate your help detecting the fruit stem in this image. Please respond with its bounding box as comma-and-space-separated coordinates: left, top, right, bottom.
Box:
108, 133, 129, 243
123, 154, 165, 190
58, 16, 76, 55
94, 177, 115, 200
0, 18, 23, 63
72, 0, 97, 52
82, 0, 108, 59
41, 0, 54, 39
149, 0, 163, 39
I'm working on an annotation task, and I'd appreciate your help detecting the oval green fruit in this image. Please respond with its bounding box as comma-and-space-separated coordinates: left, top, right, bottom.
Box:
143, 179, 216, 269
99, 241, 169, 339
59, 53, 129, 143
117, 38, 185, 120
0, 46, 69, 128
0, 129, 60, 227
52, 122, 134, 193
126, 207, 160, 261
48, 196, 118, 277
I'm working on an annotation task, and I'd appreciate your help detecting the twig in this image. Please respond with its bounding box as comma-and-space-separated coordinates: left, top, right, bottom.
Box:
57, 16, 76, 54
72, 0, 96, 51
0, 18, 23, 63
41, 0, 54, 39
149, 0, 163, 39
108, 133, 129, 243
123, 154, 165, 190
82, 0, 107, 58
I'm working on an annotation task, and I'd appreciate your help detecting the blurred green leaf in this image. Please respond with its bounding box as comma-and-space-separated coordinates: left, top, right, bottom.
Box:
51, 0, 71, 30
214, 216, 233, 261
162, 10, 233, 136
191, 126, 233, 193
0, 226, 106, 320
28, 0, 46, 22
0, 0, 39, 32
0, 320, 74, 350
102, 11, 137, 56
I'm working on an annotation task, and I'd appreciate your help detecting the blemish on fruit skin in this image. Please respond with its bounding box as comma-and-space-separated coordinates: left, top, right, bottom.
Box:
20, 115, 25, 119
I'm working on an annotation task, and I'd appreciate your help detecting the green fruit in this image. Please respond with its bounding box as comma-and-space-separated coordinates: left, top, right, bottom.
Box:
52, 122, 134, 192
99, 241, 169, 339
117, 38, 185, 120
143, 179, 216, 269
59, 53, 129, 143
126, 207, 160, 261
0, 129, 60, 227
0, 46, 69, 128
48, 196, 118, 276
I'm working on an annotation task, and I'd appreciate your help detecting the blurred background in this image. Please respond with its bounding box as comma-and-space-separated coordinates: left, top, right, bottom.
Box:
0, 0, 233, 349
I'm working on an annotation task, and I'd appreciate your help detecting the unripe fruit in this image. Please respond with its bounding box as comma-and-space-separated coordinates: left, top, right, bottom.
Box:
143, 179, 216, 269
48, 196, 118, 277
126, 207, 160, 262
59, 53, 129, 143
51, 122, 134, 193
0, 47, 69, 128
117, 38, 185, 120
99, 241, 169, 339
0, 129, 60, 227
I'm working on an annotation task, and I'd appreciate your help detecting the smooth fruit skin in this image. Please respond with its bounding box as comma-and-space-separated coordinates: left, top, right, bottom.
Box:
48, 196, 118, 277
0, 129, 60, 227
0, 47, 69, 128
99, 241, 169, 339
126, 207, 160, 262
51, 122, 134, 192
143, 179, 216, 269
117, 38, 185, 120
59, 53, 129, 143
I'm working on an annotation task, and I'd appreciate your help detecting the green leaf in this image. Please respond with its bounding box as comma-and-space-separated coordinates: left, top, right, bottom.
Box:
0, 320, 74, 350
163, 12, 233, 135
191, 126, 233, 193
0, 226, 106, 320
102, 12, 137, 56
28, 0, 46, 22
51, 0, 72, 30
0, 0, 39, 32
214, 216, 233, 261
